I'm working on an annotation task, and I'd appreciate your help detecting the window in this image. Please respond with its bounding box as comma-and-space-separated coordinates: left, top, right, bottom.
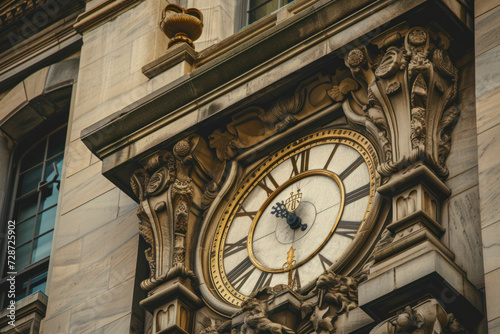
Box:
246, 0, 296, 25
1, 125, 66, 304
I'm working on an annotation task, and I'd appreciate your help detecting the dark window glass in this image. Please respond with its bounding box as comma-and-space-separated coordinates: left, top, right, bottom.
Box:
47, 127, 66, 158
16, 195, 38, 221
16, 218, 36, 245
19, 141, 45, 172
18, 164, 44, 196
32, 232, 53, 263
247, 0, 295, 24
2, 125, 66, 304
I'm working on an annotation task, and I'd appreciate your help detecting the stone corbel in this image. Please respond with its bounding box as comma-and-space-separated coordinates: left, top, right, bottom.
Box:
131, 135, 225, 334
337, 24, 459, 180
370, 299, 467, 334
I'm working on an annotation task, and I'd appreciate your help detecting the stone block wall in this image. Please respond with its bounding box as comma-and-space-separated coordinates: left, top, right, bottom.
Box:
475, 1, 500, 332
443, 50, 484, 289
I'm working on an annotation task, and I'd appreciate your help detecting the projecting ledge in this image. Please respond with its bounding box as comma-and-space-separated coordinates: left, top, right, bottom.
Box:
358, 249, 483, 330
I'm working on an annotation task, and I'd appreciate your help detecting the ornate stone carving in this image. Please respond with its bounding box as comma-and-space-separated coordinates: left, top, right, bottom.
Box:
209, 74, 334, 161
209, 87, 306, 161
159, 4, 204, 49
131, 135, 225, 291
337, 25, 459, 179
237, 298, 296, 334
300, 270, 365, 333
370, 299, 468, 334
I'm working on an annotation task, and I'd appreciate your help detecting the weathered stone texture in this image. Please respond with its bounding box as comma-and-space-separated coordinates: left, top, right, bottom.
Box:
475, 1, 500, 329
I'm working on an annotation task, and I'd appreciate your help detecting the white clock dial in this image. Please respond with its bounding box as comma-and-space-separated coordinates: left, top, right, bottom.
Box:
210, 129, 379, 306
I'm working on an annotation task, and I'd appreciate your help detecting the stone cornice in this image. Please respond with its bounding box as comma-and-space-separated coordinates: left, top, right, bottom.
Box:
80, 0, 472, 197
73, 0, 143, 34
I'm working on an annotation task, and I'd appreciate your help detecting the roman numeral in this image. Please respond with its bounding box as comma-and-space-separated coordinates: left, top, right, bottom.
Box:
323, 144, 339, 170
227, 257, 255, 290
290, 149, 310, 178
318, 253, 333, 272
253, 271, 273, 292
345, 183, 370, 205
257, 172, 280, 197
336, 220, 361, 239
338, 156, 364, 181
224, 237, 247, 257
292, 269, 301, 290
234, 208, 257, 221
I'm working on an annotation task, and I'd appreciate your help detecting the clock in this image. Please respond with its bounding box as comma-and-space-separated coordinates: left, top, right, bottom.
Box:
209, 129, 379, 307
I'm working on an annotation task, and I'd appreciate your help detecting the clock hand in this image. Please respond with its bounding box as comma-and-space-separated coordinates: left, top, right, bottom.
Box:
270, 200, 307, 231
282, 246, 296, 287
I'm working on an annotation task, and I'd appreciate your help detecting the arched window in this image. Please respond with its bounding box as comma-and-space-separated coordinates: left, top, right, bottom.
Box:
1, 123, 66, 303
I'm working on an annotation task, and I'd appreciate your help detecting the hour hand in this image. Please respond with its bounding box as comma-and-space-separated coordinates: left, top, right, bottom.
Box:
271, 201, 307, 231
271, 201, 288, 218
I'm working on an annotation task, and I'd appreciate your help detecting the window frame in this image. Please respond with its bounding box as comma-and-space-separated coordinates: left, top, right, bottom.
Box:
0, 114, 67, 307
240, 0, 296, 28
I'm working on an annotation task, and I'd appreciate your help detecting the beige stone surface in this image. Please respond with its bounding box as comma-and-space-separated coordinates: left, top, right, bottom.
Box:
475, 5, 500, 56
80, 209, 138, 268
65, 139, 92, 177
91, 314, 135, 334
476, 1, 500, 17
68, 277, 135, 333
476, 4, 500, 327
448, 187, 484, 288
54, 188, 120, 248
476, 86, 500, 134
41, 309, 71, 334
482, 221, 500, 274
446, 84, 478, 179
445, 166, 479, 199
24, 66, 49, 101
46, 246, 110, 318
118, 190, 138, 216
475, 44, 500, 98
485, 268, 500, 323
489, 315, 500, 334
358, 269, 395, 305
477, 123, 500, 228
59, 162, 115, 214
109, 236, 139, 289
0, 82, 26, 122
191, 0, 236, 51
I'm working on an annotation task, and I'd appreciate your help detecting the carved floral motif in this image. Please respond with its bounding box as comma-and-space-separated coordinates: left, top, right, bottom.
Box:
336, 25, 460, 179
131, 136, 225, 291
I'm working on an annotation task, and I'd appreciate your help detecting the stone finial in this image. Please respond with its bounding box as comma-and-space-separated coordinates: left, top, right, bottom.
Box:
159, 3, 203, 49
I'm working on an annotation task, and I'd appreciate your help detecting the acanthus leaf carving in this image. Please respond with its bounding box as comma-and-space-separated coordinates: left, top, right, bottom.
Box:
338, 25, 460, 179
133, 135, 225, 291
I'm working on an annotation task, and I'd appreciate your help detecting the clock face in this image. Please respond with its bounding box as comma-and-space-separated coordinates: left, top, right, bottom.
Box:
209, 129, 379, 306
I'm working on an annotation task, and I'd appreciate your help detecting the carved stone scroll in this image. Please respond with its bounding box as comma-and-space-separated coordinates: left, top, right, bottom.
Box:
131, 135, 226, 291
335, 25, 459, 179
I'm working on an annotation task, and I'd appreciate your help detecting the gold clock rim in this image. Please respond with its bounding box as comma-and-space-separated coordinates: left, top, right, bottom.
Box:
246, 169, 345, 273
209, 129, 380, 307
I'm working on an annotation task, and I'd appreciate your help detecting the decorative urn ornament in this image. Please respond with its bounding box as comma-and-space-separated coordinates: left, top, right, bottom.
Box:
159, 3, 203, 49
